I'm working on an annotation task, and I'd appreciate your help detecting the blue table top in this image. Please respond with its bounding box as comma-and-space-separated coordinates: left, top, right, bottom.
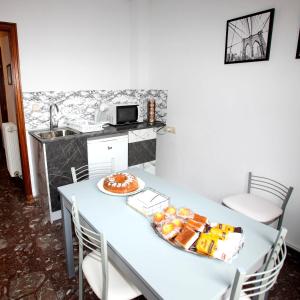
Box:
58, 168, 278, 300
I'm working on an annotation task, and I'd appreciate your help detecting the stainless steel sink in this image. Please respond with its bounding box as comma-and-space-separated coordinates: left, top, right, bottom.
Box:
35, 128, 79, 140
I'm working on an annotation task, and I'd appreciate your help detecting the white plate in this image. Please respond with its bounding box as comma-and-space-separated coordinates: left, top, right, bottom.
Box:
97, 177, 145, 196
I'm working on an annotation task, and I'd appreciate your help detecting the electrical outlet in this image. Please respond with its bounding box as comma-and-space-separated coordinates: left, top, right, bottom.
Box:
165, 126, 176, 134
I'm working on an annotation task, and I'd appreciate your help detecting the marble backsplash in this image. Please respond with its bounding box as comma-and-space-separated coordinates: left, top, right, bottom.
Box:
23, 90, 167, 130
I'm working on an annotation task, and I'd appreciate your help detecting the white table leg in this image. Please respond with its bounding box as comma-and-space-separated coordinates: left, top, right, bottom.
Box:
61, 195, 75, 278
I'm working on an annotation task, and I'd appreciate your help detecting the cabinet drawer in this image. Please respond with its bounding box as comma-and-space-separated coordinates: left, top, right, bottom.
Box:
128, 128, 156, 143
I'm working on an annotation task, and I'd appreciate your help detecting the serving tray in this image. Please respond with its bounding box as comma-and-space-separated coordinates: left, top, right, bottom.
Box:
151, 223, 244, 262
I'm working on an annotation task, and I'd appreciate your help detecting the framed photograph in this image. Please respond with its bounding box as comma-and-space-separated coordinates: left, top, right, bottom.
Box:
6, 64, 12, 85
224, 9, 275, 64
296, 29, 300, 59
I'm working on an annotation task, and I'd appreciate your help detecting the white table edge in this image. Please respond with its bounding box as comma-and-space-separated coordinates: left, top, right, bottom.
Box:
59, 192, 163, 300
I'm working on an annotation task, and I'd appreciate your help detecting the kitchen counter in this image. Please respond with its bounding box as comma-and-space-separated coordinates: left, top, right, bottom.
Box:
29, 121, 164, 222
29, 121, 165, 143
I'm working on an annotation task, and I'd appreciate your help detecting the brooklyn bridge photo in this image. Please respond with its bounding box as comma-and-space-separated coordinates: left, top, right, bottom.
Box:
225, 9, 274, 63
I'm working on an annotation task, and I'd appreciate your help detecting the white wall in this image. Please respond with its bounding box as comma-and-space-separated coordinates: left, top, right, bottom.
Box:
129, 0, 151, 88
0, 0, 133, 195
0, 0, 132, 91
131, 0, 300, 249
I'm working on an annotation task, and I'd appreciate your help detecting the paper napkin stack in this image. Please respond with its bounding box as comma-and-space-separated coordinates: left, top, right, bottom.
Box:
127, 188, 169, 216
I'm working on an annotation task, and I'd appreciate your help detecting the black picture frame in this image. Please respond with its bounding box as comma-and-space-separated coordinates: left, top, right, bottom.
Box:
224, 8, 275, 64
6, 64, 12, 85
296, 29, 300, 59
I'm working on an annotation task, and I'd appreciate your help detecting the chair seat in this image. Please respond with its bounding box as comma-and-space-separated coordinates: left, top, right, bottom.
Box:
83, 251, 141, 300
222, 193, 283, 223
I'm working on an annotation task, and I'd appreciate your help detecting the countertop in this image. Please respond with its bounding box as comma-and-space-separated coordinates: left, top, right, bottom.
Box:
29, 121, 165, 144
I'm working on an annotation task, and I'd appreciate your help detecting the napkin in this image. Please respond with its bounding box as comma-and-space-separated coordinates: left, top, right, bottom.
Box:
127, 188, 169, 216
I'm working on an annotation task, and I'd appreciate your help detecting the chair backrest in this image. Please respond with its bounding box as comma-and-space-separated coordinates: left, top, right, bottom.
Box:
230, 227, 287, 300
71, 198, 109, 300
71, 159, 114, 183
247, 172, 293, 227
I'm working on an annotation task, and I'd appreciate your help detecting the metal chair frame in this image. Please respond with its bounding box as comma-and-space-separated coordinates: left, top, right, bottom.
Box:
71, 160, 114, 183
247, 172, 293, 229
72, 198, 109, 300
230, 227, 287, 300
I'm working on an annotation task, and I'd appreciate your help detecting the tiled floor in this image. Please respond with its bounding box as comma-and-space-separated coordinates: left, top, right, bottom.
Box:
0, 149, 299, 299
0, 149, 97, 299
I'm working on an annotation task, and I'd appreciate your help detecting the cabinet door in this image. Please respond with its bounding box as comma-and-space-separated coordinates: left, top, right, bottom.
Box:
87, 136, 128, 172
128, 128, 156, 167
128, 139, 156, 166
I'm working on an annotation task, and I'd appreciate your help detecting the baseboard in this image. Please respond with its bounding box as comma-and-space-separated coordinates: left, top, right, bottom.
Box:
286, 240, 300, 252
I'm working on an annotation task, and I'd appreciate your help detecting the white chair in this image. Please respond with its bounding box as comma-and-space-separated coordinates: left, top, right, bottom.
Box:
229, 227, 287, 300
222, 172, 293, 229
71, 160, 114, 183
71, 198, 141, 300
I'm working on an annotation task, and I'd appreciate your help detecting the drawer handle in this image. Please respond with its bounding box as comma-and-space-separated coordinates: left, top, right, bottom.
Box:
108, 146, 112, 150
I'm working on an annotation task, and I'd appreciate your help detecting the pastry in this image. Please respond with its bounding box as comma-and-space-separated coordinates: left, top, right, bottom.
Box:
171, 218, 184, 228
175, 227, 199, 250
103, 172, 138, 194
214, 224, 242, 233
153, 212, 165, 224
177, 207, 193, 219
186, 219, 205, 232
164, 206, 177, 217
193, 213, 208, 224
196, 233, 219, 256
160, 223, 179, 239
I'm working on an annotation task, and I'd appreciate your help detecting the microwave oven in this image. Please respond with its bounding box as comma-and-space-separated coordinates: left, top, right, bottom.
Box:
106, 103, 142, 125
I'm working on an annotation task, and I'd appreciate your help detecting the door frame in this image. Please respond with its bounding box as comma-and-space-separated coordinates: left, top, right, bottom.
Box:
0, 21, 33, 203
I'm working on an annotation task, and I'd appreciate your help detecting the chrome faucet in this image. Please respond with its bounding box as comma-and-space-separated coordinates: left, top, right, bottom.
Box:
50, 103, 59, 131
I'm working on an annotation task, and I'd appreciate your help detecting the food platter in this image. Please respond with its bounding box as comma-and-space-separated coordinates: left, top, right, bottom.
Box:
150, 207, 244, 262
97, 177, 145, 196
152, 222, 244, 262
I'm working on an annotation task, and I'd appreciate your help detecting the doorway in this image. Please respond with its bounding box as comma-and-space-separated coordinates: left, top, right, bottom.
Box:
0, 46, 9, 148
0, 22, 33, 203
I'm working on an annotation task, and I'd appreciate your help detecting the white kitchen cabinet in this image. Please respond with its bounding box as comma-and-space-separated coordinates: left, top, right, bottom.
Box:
87, 135, 128, 172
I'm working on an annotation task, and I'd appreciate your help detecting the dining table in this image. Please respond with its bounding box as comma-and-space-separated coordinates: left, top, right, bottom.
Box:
58, 168, 279, 300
